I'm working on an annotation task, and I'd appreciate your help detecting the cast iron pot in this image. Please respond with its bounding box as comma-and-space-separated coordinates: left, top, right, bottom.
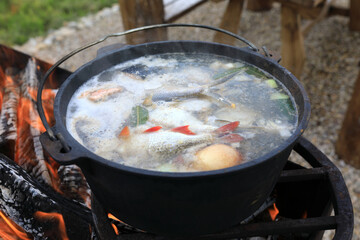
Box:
38, 24, 310, 236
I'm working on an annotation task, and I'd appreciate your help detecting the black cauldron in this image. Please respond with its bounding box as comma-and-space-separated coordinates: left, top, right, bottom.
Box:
38, 24, 310, 236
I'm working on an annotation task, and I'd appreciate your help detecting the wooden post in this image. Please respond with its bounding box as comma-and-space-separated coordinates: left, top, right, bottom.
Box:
118, 0, 167, 44
247, 0, 273, 11
280, 4, 305, 78
336, 68, 360, 168
349, 0, 360, 31
213, 0, 244, 45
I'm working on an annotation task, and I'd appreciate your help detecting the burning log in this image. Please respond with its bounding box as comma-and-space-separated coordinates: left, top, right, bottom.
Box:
1, 45, 91, 211
0, 153, 92, 239
58, 165, 91, 207
0, 67, 20, 159
15, 59, 53, 186
0, 46, 95, 239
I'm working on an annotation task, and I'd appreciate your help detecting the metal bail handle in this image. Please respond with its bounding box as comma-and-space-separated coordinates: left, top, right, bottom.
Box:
36, 23, 259, 151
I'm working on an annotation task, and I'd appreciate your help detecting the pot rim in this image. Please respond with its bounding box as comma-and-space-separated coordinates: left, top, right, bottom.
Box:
53, 40, 311, 178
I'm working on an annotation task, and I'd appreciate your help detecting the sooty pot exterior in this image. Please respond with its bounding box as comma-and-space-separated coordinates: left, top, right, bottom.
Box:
40, 41, 310, 236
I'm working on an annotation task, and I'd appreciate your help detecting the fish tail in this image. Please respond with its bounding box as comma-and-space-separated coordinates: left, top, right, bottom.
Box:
215, 121, 240, 135
171, 125, 196, 135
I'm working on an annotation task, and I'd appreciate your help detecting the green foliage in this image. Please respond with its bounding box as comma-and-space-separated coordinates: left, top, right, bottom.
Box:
0, 0, 117, 45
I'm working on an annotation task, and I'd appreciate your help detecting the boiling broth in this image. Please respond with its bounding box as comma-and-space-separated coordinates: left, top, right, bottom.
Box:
66, 53, 298, 172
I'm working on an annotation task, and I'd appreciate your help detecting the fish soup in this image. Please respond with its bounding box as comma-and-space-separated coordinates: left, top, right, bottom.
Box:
66, 53, 298, 172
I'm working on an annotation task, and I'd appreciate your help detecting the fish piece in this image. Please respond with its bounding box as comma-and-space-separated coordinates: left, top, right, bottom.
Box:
79, 87, 123, 102
118, 131, 214, 161
148, 106, 216, 133
146, 67, 241, 108
219, 133, 244, 143
149, 67, 241, 103
202, 91, 235, 108
168, 66, 212, 86
148, 67, 242, 103
210, 61, 241, 70
122, 64, 163, 79
151, 86, 205, 102
123, 72, 143, 81
176, 99, 212, 113
214, 106, 257, 126
256, 119, 294, 138
71, 116, 102, 151
97, 68, 123, 82
118, 122, 243, 159
148, 132, 213, 156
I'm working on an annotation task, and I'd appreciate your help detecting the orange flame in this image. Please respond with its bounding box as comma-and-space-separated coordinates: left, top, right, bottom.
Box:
5, 73, 14, 86
302, 211, 308, 219
0, 211, 31, 240
27, 87, 56, 133
111, 223, 120, 235
15, 81, 61, 192
44, 160, 62, 194
268, 203, 279, 221
3, 72, 20, 97
108, 214, 122, 235
107, 213, 123, 223
34, 211, 69, 240
17, 97, 46, 133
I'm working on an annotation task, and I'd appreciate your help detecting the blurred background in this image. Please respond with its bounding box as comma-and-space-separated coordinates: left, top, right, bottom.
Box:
0, 0, 359, 239
0, 0, 117, 46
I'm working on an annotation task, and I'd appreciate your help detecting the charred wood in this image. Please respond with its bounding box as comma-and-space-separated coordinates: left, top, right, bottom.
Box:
0, 68, 20, 160
0, 44, 96, 239
58, 165, 91, 207
0, 153, 92, 239
0, 44, 71, 89
15, 59, 53, 186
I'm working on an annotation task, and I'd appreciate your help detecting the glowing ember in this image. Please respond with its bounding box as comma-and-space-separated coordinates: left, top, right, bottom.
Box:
34, 211, 69, 240
268, 203, 279, 221
0, 211, 31, 240
302, 211, 308, 219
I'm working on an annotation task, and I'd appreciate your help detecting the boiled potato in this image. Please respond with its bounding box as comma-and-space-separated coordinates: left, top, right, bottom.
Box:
193, 144, 243, 171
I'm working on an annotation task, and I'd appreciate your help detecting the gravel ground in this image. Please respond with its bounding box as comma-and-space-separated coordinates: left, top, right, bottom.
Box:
15, 1, 360, 239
